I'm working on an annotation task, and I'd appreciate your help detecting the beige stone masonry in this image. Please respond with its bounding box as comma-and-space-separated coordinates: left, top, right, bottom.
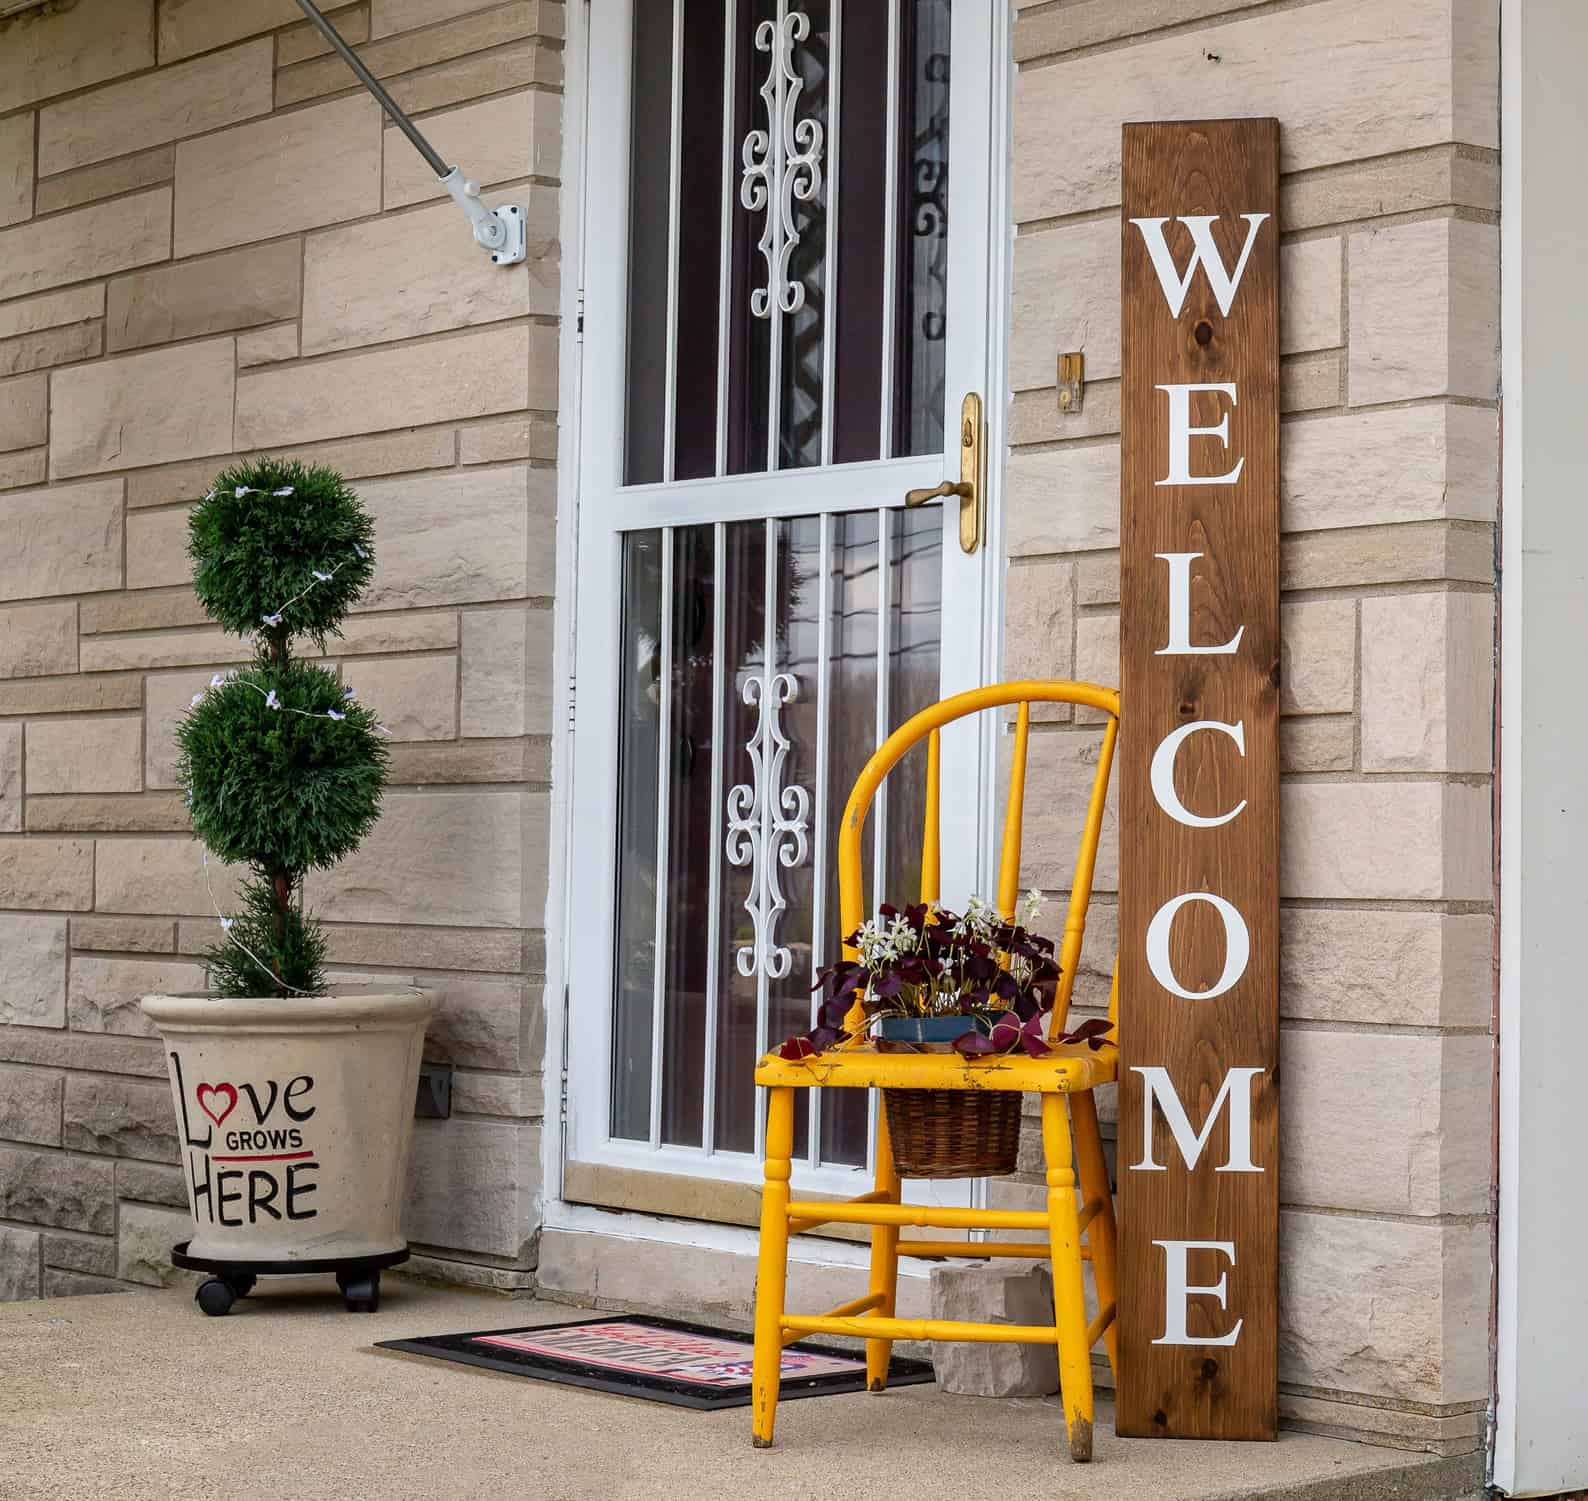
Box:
0, 481, 123, 603
115, 1203, 193, 1287
994, 754, 1576, 989
1281, 782, 1491, 900
373, 0, 520, 39
1281, 1211, 1489, 1404
35, 147, 176, 218
0, 604, 77, 680
62, 1075, 177, 1164
1001, 560, 1076, 720
1284, 404, 1496, 532
0, 675, 139, 718
69, 958, 206, 1038
0, 725, 19, 833
1012, 0, 1497, 221
0, 189, 171, 303
0, 449, 46, 492
50, 339, 236, 480
174, 94, 383, 257
0, 376, 47, 455
278, 5, 371, 68
356, 463, 540, 611
157, 0, 304, 60
381, 40, 554, 119
1350, 218, 1500, 403
308, 790, 533, 927
383, 90, 548, 207
302, 199, 537, 355
0, 0, 154, 115
1006, 443, 1120, 556
25, 716, 141, 797
94, 840, 241, 919
126, 509, 195, 593
0, 916, 68, 1029
0, 1064, 62, 1148
460, 606, 553, 738
236, 325, 300, 368
0, 321, 102, 379
0, 840, 93, 913
403, 1118, 540, 1258
1281, 599, 1357, 715
348, 655, 460, 742
0, 112, 31, 229
1362, 591, 1495, 772
278, 2, 543, 108
70, 917, 176, 955
234, 325, 534, 449
27, 795, 190, 835
106, 240, 303, 355
38, 40, 274, 176
1283, 1029, 1492, 1216
0, 287, 104, 344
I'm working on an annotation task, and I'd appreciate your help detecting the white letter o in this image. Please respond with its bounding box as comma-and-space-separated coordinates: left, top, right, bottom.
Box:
1146, 892, 1251, 1000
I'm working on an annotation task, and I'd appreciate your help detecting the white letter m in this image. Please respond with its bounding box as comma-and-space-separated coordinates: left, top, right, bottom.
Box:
1130, 1065, 1264, 1173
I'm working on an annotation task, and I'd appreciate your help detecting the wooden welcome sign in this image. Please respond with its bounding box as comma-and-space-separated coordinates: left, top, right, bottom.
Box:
1116, 119, 1280, 1441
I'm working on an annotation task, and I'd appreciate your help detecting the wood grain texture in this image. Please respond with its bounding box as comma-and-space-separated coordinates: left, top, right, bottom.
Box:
1115, 119, 1280, 1442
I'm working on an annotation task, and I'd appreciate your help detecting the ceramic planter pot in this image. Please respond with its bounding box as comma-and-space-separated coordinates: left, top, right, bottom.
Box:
141, 987, 436, 1264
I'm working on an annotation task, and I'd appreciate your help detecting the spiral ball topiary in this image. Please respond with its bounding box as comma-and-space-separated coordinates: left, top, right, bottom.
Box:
177, 460, 388, 998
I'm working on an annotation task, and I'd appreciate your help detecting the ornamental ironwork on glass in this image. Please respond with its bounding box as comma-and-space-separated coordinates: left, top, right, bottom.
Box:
740, 7, 825, 320
725, 669, 811, 980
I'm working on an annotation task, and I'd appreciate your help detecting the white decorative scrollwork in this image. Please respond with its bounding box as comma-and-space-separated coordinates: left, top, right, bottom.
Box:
739, 7, 824, 320
725, 670, 811, 979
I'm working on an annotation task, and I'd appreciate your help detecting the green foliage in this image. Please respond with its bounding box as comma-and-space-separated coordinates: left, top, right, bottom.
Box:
179, 663, 388, 874
204, 878, 329, 999
182, 460, 385, 999
189, 459, 375, 651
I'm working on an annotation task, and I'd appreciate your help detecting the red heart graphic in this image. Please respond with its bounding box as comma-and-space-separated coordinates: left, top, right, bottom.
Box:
196, 1082, 237, 1128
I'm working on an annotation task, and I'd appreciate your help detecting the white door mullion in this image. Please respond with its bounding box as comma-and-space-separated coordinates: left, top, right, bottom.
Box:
714, 0, 737, 479
819, 0, 842, 469
648, 528, 677, 1149
807, 509, 833, 1170
702, 522, 727, 1155
878, 0, 901, 460
753, 515, 777, 1162
763, 1, 788, 474
662, 0, 685, 482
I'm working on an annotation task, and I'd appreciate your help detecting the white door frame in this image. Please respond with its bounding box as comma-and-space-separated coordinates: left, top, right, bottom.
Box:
546, 0, 1014, 1215
1494, 0, 1588, 1493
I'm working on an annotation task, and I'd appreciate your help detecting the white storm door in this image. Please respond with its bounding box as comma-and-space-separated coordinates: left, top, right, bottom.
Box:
566, 0, 1000, 1207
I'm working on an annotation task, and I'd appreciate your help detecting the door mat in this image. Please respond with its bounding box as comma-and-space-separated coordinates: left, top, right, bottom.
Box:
375, 1313, 936, 1410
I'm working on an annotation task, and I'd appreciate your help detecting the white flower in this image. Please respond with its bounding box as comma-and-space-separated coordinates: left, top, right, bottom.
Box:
272, 486, 294, 496
326, 709, 345, 722
1020, 887, 1044, 926
887, 914, 918, 954
220, 917, 234, 932
235, 486, 251, 498
312, 570, 332, 582
264, 690, 281, 711
209, 674, 226, 689
352, 544, 368, 560
342, 686, 356, 701
189, 693, 205, 708
261, 612, 283, 627
203, 489, 217, 502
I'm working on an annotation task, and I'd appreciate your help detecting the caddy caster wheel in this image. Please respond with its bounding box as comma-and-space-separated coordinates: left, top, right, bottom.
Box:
226, 1273, 256, 1300
337, 1269, 380, 1313
195, 1278, 236, 1317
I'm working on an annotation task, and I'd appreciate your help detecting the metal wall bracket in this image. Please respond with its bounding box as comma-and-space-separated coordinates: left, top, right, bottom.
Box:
1058, 351, 1086, 414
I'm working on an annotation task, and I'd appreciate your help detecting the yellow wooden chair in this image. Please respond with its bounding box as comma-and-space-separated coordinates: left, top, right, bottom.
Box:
751, 679, 1120, 1463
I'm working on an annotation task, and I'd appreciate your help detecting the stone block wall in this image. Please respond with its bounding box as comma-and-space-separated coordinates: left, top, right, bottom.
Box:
998, 0, 1498, 1453
0, 0, 562, 1299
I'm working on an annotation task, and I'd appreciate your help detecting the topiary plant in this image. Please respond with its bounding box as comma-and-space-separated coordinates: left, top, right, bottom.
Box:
177, 459, 388, 998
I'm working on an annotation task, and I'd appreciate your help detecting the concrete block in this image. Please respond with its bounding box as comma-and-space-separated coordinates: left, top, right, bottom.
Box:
26, 715, 141, 795
69, 957, 206, 1036
0, 1065, 62, 1147
930, 1262, 1059, 1397
1006, 443, 1119, 556
1002, 560, 1074, 722
403, 1119, 540, 1259
0, 374, 47, 454
0, 840, 93, 913
107, 239, 301, 354
461, 606, 554, 737
62, 1075, 178, 1163
344, 654, 458, 742
1281, 599, 1356, 715
116, 1202, 193, 1287
0, 1145, 114, 1233
0, 916, 68, 1028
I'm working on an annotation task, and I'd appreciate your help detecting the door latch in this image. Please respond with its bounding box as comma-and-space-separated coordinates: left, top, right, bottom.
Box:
903, 392, 984, 554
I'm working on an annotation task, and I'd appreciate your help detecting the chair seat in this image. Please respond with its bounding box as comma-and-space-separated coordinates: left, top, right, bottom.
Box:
754, 1039, 1117, 1093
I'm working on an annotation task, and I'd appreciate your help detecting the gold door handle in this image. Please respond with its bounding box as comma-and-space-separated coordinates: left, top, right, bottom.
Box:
901, 393, 984, 554
904, 480, 970, 506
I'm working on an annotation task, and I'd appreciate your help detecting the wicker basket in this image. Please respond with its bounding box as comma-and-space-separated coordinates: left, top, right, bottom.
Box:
882, 1086, 1022, 1179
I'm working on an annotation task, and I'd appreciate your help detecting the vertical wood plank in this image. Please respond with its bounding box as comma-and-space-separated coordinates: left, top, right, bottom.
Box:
1116, 118, 1281, 1442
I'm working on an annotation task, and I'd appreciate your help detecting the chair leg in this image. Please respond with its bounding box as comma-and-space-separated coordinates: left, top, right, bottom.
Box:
865, 1105, 903, 1393
1070, 1090, 1119, 1379
752, 1087, 795, 1449
1042, 1094, 1095, 1462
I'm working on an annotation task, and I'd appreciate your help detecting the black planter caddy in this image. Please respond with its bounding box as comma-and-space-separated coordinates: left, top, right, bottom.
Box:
171, 1240, 410, 1316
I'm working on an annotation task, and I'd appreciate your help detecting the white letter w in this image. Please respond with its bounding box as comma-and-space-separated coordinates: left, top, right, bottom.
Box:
1129, 214, 1269, 318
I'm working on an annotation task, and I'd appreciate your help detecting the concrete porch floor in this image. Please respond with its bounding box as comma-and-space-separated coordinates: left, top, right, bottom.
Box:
0, 1279, 1484, 1501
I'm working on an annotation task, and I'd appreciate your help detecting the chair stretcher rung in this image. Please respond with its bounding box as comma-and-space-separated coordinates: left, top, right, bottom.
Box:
782, 1292, 884, 1345
1076, 1197, 1102, 1234
784, 1200, 1049, 1232
781, 1313, 1060, 1346
787, 1190, 890, 1235
899, 1239, 1050, 1260
1086, 1301, 1117, 1350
